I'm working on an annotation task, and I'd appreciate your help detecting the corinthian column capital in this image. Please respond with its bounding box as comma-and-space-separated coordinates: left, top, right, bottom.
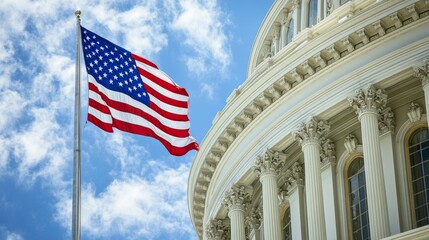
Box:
294, 117, 330, 146
348, 85, 387, 117
414, 59, 429, 86
206, 219, 229, 240
252, 149, 285, 177
378, 107, 395, 134
223, 185, 251, 212
320, 138, 336, 166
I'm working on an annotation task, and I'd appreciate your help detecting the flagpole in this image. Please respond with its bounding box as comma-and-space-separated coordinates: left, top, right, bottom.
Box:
73, 9, 82, 240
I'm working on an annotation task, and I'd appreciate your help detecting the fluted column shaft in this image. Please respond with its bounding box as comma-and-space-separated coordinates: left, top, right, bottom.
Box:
302, 140, 326, 240
260, 172, 282, 240
359, 109, 390, 239
228, 206, 246, 240
423, 83, 429, 124
253, 150, 284, 240
349, 86, 391, 239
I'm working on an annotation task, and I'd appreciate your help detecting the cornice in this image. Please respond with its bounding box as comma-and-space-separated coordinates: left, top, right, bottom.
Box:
188, 1, 429, 237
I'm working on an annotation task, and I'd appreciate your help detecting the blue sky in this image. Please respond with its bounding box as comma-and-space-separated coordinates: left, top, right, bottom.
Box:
0, 0, 272, 239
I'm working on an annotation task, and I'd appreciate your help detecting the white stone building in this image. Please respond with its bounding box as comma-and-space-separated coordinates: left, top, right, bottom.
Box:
187, 0, 429, 239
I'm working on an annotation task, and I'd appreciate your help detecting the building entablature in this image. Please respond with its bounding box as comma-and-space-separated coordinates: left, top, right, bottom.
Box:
188, 0, 429, 237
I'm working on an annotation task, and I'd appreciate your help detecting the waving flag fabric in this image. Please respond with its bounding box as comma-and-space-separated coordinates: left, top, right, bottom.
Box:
80, 26, 199, 156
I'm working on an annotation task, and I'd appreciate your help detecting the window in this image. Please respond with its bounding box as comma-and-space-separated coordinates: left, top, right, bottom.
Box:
407, 128, 429, 227
308, 0, 318, 27
286, 18, 294, 44
282, 207, 292, 240
346, 157, 370, 240
341, 0, 351, 5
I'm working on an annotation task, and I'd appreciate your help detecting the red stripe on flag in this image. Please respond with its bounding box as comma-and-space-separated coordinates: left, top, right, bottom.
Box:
89, 82, 191, 137
137, 67, 189, 97
131, 53, 158, 69
88, 113, 113, 133
112, 118, 199, 156
144, 83, 189, 109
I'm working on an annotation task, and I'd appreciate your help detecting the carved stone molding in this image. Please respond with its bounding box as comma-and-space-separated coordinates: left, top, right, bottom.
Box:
378, 107, 395, 134
294, 117, 330, 146
286, 162, 305, 192
326, 0, 334, 16
206, 219, 229, 240
413, 59, 429, 86
348, 85, 387, 117
252, 149, 285, 177
344, 134, 358, 154
223, 185, 251, 212
245, 207, 262, 230
408, 102, 423, 123
320, 138, 336, 166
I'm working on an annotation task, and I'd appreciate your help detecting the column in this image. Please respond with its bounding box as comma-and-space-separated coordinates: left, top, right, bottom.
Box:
287, 162, 307, 240
253, 149, 284, 240
223, 185, 250, 240
348, 85, 391, 239
414, 59, 429, 124
280, 12, 288, 48
291, 0, 301, 35
294, 117, 329, 240
246, 207, 262, 240
320, 138, 339, 240
379, 108, 401, 235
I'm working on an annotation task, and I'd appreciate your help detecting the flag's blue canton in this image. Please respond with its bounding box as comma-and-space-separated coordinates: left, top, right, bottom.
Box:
81, 26, 150, 107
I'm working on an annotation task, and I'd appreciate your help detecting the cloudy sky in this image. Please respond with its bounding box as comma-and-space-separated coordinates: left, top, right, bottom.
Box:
0, 0, 271, 239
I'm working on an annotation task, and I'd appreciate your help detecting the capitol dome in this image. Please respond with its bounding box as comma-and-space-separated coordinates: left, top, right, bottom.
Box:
188, 0, 429, 239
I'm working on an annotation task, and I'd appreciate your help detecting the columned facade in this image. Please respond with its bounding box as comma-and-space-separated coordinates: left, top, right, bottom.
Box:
189, 1, 429, 240
294, 117, 329, 240
348, 86, 391, 239
253, 149, 284, 240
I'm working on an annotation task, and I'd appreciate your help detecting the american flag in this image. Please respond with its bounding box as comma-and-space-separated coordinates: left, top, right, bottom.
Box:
80, 26, 199, 156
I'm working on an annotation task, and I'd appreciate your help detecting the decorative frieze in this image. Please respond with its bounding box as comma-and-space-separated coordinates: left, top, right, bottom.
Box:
253, 149, 285, 177
389, 13, 403, 29
290, 69, 304, 83
344, 134, 358, 154
265, 85, 282, 102
313, 52, 327, 69
327, 0, 334, 16
326, 45, 340, 60
320, 138, 336, 166
348, 85, 387, 117
378, 107, 395, 134
407, 4, 419, 21
294, 117, 330, 146
408, 102, 423, 123
372, 20, 385, 37
356, 28, 369, 45
413, 59, 429, 86
341, 37, 355, 53
301, 61, 315, 76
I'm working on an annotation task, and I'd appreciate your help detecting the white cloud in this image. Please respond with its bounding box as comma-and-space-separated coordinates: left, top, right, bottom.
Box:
5, 232, 24, 240
55, 162, 196, 240
201, 83, 215, 99
165, 0, 231, 75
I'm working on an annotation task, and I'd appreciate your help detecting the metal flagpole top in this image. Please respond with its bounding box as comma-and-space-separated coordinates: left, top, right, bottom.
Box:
75, 9, 81, 18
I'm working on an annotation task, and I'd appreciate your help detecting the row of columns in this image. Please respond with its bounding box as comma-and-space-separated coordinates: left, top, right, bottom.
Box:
206, 59, 429, 240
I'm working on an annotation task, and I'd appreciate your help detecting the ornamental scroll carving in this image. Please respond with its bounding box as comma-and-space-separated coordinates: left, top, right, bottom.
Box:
348, 85, 387, 116
206, 219, 229, 240
378, 107, 395, 134
223, 185, 250, 212
252, 149, 285, 177
294, 117, 330, 146
408, 102, 423, 123
414, 59, 429, 86
245, 207, 262, 230
320, 138, 336, 165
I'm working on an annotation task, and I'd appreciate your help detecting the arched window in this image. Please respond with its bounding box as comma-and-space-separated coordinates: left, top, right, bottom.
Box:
346, 157, 370, 240
407, 127, 429, 227
282, 207, 292, 240
341, 0, 351, 5
286, 18, 294, 44
308, 0, 318, 27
